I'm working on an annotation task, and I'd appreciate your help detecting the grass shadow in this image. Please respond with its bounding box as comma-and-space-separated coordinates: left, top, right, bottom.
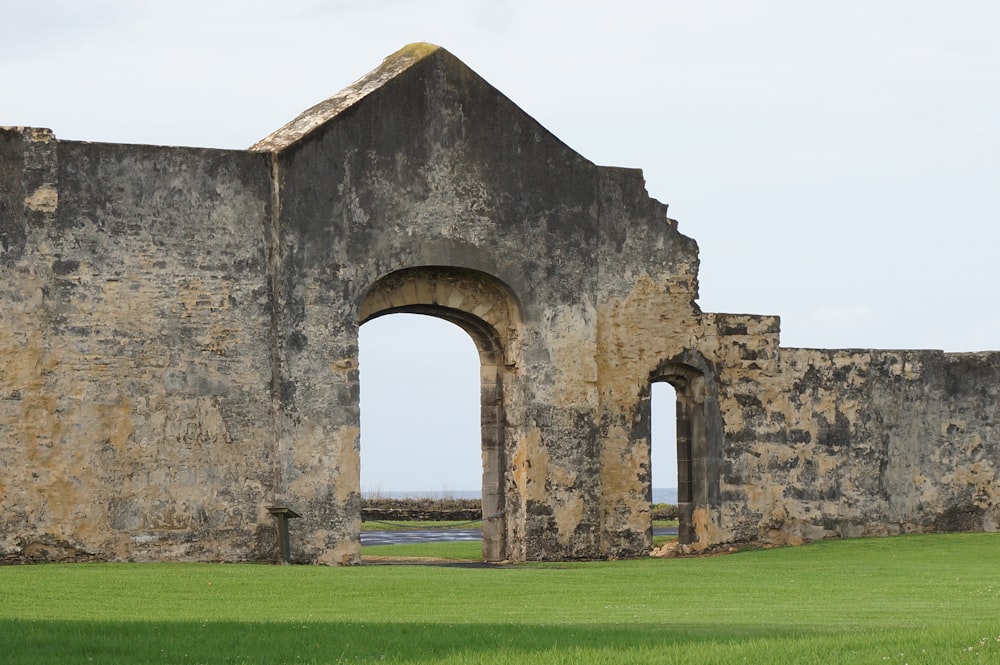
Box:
0, 618, 940, 664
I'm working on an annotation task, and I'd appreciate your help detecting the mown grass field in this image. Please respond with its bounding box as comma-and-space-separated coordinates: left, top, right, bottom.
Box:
2, 533, 999, 664
360, 519, 484, 531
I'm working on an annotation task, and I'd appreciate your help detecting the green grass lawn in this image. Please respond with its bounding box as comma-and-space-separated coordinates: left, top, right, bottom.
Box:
363, 539, 483, 560
2, 533, 999, 664
361, 520, 482, 531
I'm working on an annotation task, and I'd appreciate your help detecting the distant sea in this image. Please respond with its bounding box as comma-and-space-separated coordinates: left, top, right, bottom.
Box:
374, 488, 680, 504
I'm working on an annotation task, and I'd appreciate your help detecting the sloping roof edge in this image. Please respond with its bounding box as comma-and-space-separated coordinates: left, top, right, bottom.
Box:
249, 42, 441, 153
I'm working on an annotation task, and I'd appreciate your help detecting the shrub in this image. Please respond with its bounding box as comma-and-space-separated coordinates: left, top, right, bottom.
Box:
652, 503, 678, 520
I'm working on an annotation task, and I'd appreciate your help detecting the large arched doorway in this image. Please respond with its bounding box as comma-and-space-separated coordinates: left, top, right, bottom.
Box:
359, 313, 481, 496
358, 266, 521, 561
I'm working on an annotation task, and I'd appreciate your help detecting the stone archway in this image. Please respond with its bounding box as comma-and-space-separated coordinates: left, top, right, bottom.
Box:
648, 360, 723, 548
358, 266, 521, 561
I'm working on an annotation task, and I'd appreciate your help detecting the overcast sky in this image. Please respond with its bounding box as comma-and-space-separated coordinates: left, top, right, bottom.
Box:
4, 1, 998, 493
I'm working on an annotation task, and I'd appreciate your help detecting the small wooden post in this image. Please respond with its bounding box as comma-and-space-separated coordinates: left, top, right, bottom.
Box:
267, 506, 301, 564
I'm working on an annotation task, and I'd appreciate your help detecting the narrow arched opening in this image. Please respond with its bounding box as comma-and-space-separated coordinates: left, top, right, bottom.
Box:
650, 381, 679, 506
650, 363, 708, 546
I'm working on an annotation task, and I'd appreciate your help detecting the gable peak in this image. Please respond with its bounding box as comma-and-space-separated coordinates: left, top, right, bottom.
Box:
250, 43, 447, 153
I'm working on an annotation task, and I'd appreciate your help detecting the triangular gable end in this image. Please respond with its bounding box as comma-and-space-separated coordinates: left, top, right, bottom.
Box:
249, 42, 589, 165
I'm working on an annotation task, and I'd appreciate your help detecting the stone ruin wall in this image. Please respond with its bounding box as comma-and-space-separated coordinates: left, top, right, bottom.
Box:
1, 127, 280, 562
252, 47, 604, 563
594, 233, 1000, 556
720, 345, 1000, 545
1, 45, 998, 564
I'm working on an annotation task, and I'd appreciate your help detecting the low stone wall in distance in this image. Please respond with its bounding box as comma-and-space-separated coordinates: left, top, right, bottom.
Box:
361, 498, 680, 523
361, 498, 482, 522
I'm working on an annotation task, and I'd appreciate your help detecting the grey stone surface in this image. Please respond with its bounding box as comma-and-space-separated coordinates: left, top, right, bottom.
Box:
1, 44, 997, 564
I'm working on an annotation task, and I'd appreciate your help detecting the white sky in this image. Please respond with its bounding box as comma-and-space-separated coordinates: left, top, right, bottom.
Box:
4, 1, 999, 493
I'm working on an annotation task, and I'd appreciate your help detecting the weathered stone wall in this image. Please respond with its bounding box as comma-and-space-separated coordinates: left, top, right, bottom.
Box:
0, 127, 277, 561
2, 44, 997, 565
593, 165, 707, 556
718, 348, 1000, 546
595, 242, 1000, 555
252, 44, 606, 563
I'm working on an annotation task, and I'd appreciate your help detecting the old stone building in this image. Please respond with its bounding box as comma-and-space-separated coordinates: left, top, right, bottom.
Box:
2, 44, 998, 564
